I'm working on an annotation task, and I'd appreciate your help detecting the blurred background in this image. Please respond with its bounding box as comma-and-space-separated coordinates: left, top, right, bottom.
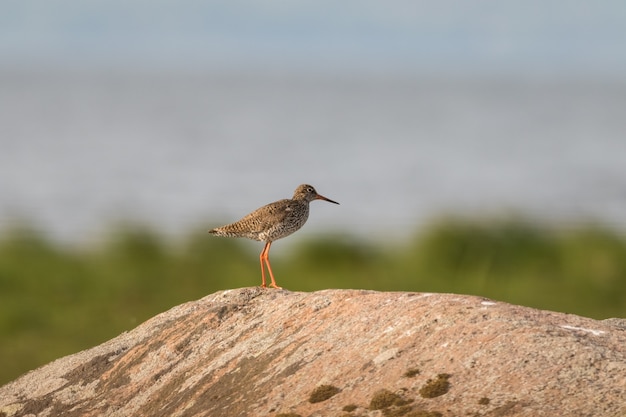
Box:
1, 0, 626, 385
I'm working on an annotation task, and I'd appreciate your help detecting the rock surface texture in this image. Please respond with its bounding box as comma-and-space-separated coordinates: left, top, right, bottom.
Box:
1, 288, 625, 417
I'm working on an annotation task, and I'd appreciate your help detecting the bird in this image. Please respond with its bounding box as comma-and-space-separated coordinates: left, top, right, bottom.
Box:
208, 184, 339, 289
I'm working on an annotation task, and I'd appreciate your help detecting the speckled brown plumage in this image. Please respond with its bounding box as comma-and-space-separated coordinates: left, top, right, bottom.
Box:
209, 184, 339, 288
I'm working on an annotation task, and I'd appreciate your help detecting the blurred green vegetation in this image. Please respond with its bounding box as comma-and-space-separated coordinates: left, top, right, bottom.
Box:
1, 217, 625, 385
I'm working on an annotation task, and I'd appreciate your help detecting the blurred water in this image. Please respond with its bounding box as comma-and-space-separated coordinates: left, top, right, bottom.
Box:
1, 69, 625, 244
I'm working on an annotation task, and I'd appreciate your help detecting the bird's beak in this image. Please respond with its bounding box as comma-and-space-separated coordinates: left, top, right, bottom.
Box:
316, 194, 340, 205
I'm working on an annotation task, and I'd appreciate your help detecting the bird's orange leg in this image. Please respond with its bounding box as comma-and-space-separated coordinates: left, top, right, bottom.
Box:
259, 242, 269, 288
260, 241, 282, 289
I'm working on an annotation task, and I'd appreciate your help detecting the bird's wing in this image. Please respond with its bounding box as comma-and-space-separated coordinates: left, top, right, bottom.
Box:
241, 199, 294, 232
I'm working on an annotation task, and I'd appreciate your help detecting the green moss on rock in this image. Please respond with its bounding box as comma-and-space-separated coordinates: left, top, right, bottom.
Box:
419, 373, 451, 398
403, 367, 421, 378
370, 389, 401, 410
406, 411, 442, 417
308, 384, 340, 403
342, 404, 358, 412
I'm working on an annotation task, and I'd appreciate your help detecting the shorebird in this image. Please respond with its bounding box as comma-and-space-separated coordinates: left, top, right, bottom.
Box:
208, 184, 339, 289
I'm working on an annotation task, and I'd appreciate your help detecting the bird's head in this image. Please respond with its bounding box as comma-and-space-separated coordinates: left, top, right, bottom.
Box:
293, 184, 339, 205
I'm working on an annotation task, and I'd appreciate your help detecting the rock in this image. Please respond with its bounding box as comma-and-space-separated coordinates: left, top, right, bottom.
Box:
0, 288, 624, 417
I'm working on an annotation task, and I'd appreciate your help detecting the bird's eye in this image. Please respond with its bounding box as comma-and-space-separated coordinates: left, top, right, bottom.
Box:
307, 187, 314, 192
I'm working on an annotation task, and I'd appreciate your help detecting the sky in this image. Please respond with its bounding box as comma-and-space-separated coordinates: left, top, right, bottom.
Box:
1, 0, 626, 242
1, 0, 626, 77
